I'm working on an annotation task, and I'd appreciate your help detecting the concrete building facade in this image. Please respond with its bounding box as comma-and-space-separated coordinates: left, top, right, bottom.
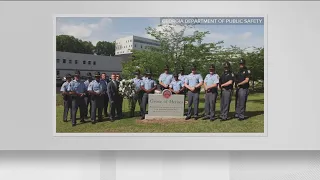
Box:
115, 35, 160, 55
56, 51, 124, 78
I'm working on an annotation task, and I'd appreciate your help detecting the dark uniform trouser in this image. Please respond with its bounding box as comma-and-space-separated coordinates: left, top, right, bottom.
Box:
130, 92, 143, 116
220, 89, 232, 119
103, 94, 109, 117
141, 93, 150, 117
71, 96, 86, 125
187, 91, 200, 117
109, 95, 119, 119
204, 91, 218, 119
91, 95, 104, 122
63, 96, 72, 121
84, 95, 91, 118
116, 96, 123, 117
183, 89, 187, 114
235, 88, 249, 119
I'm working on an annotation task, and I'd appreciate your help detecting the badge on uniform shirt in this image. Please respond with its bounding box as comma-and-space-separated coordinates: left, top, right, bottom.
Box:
247, 70, 251, 74
231, 73, 234, 77
243, 71, 245, 74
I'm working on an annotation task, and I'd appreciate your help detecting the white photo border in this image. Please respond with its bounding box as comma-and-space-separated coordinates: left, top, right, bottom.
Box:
53, 14, 268, 137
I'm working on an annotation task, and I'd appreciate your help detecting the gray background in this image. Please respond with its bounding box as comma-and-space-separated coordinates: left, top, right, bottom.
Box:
0, 1, 319, 150
1, 151, 320, 180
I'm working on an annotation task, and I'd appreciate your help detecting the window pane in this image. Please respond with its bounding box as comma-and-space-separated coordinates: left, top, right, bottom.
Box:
93, 61, 96, 65
56, 59, 60, 63
69, 60, 72, 64
83, 60, 86, 64
75, 60, 78, 64
63, 59, 66, 63
88, 61, 91, 65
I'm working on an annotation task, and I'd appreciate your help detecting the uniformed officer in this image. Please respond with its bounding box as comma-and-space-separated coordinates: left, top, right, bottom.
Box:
178, 67, 188, 115
100, 73, 109, 118
116, 73, 123, 119
88, 71, 104, 124
184, 65, 203, 120
84, 72, 93, 119
158, 65, 173, 91
140, 70, 157, 120
130, 70, 143, 117
178, 67, 187, 88
142, 72, 147, 81
219, 62, 234, 120
60, 73, 72, 122
203, 65, 219, 121
169, 73, 185, 94
235, 59, 251, 120
69, 70, 87, 126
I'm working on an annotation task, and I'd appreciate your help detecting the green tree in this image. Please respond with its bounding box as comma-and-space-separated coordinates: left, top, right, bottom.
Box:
244, 47, 264, 90
56, 35, 94, 54
123, 25, 225, 79
95, 41, 115, 56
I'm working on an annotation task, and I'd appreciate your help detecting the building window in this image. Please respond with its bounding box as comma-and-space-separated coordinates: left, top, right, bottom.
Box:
69, 60, 72, 64
83, 60, 86, 64
88, 61, 91, 65
56, 59, 60, 63
93, 61, 96, 65
63, 59, 66, 63
57, 70, 60, 76
135, 44, 136, 47
130, 40, 132, 42
141, 45, 143, 48
75, 60, 78, 64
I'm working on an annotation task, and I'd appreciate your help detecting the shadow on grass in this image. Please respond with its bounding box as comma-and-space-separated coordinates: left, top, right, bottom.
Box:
248, 99, 264, 103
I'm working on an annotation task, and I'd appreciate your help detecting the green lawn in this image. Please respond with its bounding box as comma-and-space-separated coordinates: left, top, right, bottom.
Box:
56, 92, 264, 133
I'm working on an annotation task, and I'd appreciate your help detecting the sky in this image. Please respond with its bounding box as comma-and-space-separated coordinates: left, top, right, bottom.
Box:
56, 17, 264, 49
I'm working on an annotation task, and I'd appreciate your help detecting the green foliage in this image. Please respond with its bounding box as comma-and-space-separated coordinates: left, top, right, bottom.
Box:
56, 35, 95, 54
56, 35, 115, 56
95, 41, 115, 56
122, 25, 264, 83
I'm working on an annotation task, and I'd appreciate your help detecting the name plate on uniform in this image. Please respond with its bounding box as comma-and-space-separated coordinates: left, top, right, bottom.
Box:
146, 94, 185, 119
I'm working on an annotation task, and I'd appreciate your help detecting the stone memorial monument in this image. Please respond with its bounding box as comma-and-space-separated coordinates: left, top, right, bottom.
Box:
145, 89, 185, 120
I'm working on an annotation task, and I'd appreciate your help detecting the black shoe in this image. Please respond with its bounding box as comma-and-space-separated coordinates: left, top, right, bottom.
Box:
234, 115, 239, 119
110, 118, 115, 122
63, 120, 68, 122
72, 124, 76, 127
80, 119, 85, 123
221, 118, 227, 121
202, 117, 209, 120
194, 116, 199, 120
210, 117, 216, 122
238, 118, 245, 121
185, 116, 191, 120
140, 116, 145, 120
92, 121, 96, 124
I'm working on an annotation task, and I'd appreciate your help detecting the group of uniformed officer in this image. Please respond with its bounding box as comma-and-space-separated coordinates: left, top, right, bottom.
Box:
155, 59, 251, 121
60, 70, 123, 126
60, 58, 251, 125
